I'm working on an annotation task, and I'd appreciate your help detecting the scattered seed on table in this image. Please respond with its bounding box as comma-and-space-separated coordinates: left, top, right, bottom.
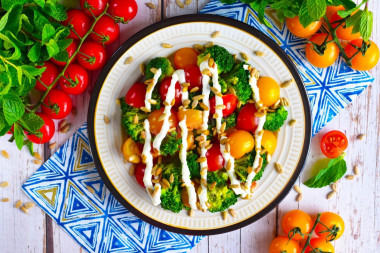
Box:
296, 193, 303, 202
294, 185, 302, 194
175, 0, 185, 8
345, 175, 355, 180
24, 202, 35, 209
145, 3, 156, 9
59, 123, 71, 133
14, 200, 22, 209
124, 56, 134, 64
20, 206, 28, 214
184, 0, 192, 5
288, 119, 297, 127
211, 31, 221, 38
59, 119, 67, 129
162, 43, 173, 48
49, 142, 57, 150
326, 191, 336, 199
33, 160, 42, 165
33, 152, 42, 160
0, 181, 9, 188
1, 150, 10, 159
354, 165, 360, 176
331, 182, 338, 192
1, 198, 9, 202
357, 134, 366, 140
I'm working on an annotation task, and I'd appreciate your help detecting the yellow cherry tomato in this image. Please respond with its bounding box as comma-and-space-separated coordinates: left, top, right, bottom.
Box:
257, 77, 280, 107
286, 16, 322, 38
122, 137, 141, 163
261, 130, 277, 155
228, 130, 254, 159
178, 129, 195, 151
148, 107, 178, 135
177, 109, 203, 130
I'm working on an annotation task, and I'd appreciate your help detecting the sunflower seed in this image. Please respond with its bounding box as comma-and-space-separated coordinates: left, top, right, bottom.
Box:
208, 58, 214, 68
175, 0, 185, 8
215, 104, 226, 110
211, 31, 221, 38
354, 166, 360, 176
201, 179, 208, 187
296, 193, 303, 202
254, 51, 265, 57
197, 157, 206, 163
14, 200, 22, 209
1, 150, 9, 159
169, 173, 174, 183
162, 178, 170, 188
59, 123, 71, 133
140, 63, 145, 75
228, 208, 236, 217
357, 134, 366, 140
199, 102, 209, 111
1, 198, 9, 202
326, 191, 336, 199
281, 79, 294, 88
275, 163, 283, 174
124, 56, 134, 64
140, 107, 150, 113
226, 160, 232, 171
229, 184, 239, 188
33, 160, 42, 165
209, 182, 217, 190
289, 119, 297, 127
155, 167, 162, 177
202, 69, 211, 76
188, 208, 194, 217
145, 2, 156, 9
162, 43, 173, 48
228, 87, 236, 96
345, 175, 355, 180
222, 211, 227, 220
194, 44, 204, 52
49, 142, 57, 150
152, 185, 160, 197
204, 42, 214, 48
104, 115, 110, 124
20, 206, 29, 214
0, 181, 9, 188
241, 52, 250, 61
294, 185, 302, 194
331, 182, 338, 192
200, 167, 208, 176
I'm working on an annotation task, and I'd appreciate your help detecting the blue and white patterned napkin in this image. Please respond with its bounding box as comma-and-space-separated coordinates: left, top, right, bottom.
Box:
22, 1, 374, 252
201, 0, 374, 136
22, 123, 202, 253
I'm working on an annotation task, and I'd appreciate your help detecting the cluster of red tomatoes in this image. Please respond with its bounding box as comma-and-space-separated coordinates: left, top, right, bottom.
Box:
286, 5, 379, 70
270, 210, 345, 253
24, 0, 138, 144
123, 47, 281, 186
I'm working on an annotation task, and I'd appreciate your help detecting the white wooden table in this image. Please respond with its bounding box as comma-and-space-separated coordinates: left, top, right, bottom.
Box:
1, 1, 379, 252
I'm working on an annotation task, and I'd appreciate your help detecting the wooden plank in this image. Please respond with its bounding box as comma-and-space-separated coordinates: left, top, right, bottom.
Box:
0, 141, 45, 252
164, 0, 199, 18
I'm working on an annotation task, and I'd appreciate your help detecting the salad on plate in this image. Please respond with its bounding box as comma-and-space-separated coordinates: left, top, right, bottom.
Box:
119, 44, 289, 217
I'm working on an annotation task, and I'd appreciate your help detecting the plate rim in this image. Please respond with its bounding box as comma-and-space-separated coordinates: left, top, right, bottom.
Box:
87, 14, 312, 235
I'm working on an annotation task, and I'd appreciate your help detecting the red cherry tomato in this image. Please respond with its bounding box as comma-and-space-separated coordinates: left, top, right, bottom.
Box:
77, 41, 107, 71
210, 94, 237, 117
159, 77, 182, 108
61, 9, 91, 40
51, 40, 78, 66
35, 62, 58, 91
134, 163, 146, 188
80, 0, 107, 17
59, 64, 89, 95
42, 89, 73, 119
125, 82, 146, 108
90, 15, 120, 45
184, 65, 202, 90
206, 143, 225, 172
237, 103, 259, 132
320, 130, 348, 158
26, 113, 55, 144
173, 47, 199, 69
108, 0, 138, 22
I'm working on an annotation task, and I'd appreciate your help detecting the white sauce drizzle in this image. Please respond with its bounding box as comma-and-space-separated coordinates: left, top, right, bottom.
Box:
144, 68, 162, 111
179, 117, 198, 210
142, 119, 161, 206
153, 70, 186, 152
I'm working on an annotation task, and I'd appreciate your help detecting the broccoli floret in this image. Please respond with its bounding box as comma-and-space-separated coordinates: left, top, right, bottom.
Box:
145, 57, 174, 82
219, 78, 227, 93
207, 170, 229, 187
197, 45, 234, 73
225, 62, 252, 104
263, 106, 288, 131
187, 151, 200, 178
207, 185, 238, 213
151, 86, 162, 111
160, 131, 181, 156
160, 183, 183, 213
222, 112, 237, 129
160, 155, 182, 182
234, 151, 268, 182
120, 98, 149, 143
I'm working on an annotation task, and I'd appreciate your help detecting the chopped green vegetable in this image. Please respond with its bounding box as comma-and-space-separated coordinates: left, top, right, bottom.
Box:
207, 169, 229, 187
197, 45, 234, 73
160, 131, 181, 156
224, 62, 252, 104
264, 106, 288, 131
160, 183, 183, 213
235, 151, 268, 182
207, 184, 238, 213
145, 57, 174, 82
120, 98, 149, 143
187, 151, 200, 179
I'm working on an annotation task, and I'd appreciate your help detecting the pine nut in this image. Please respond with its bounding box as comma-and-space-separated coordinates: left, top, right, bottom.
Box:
124, 56, 134, 64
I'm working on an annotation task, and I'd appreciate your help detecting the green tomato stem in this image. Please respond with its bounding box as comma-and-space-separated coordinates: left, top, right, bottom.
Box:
301, 213, 322, 253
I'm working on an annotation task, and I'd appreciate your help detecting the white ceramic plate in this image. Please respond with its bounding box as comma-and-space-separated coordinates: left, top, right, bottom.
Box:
88, 15, 311, 235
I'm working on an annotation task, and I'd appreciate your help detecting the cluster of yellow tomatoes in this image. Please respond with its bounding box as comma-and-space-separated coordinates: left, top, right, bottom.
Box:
270, 210, 345, 253
286, 5, 379, 71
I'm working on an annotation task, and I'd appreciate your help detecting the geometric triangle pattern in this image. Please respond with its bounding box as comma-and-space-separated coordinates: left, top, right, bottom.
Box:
201, 0, 374, 136
22, 122, 202, 253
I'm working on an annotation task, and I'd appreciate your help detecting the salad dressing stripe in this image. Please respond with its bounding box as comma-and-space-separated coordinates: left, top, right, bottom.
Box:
179, 117, 198, 210
142, 119, 161, 206
144, 68, 162, 111
153, 70, 186, 152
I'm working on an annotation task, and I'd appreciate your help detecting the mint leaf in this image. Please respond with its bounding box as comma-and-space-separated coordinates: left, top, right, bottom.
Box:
43, 2, 68, 21
45, 39, 59, 58
28, 43, 41, 62
42, 24, 56, 43
2, 94, 25, 125
304, 155, 347, 188
20, 113, 44, 132
359, 10, 373, 41
345, 10, 363, 28
307, 0, 326, 20
299, 2, 314, 28
34, 0, 46, 8
338, 0, 356, 10
0, 9, 10, 32
1, 0, 28, 10
21, 65, 45, 77
0, 113, 10, 135
337, 0, 368, 18
13, 123, 24, 150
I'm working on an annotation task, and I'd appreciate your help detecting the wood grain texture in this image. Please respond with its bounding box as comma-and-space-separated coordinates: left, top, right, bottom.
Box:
0, 0, 379, 252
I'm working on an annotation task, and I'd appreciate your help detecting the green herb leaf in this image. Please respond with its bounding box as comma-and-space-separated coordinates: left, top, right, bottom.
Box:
28, 43, 42, 62
25, 140, 34, 155
0, 9, 10, 32
42, 24, 56, 43
34, 0, 46, 8
43, 2, 68, 21
344, 10, 363, 28
0, 113, 10, 135
13, 123, 24, 150
1, 0, 28, 11
359, 10, 373, 42
337, 0, 368, 18
20, 113, 44, 132
338, 0, 356, 10
304, 155, 347, 188
2, 94, 25, 125
307, 0, 326, 20
299, 2, 314, 28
